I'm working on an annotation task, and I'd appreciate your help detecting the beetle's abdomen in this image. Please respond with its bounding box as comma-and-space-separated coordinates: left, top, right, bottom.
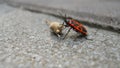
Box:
67, 20, 87, 36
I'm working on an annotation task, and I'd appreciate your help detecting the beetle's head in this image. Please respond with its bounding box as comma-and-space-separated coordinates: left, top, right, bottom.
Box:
59, 12, 72, 24
59, 12, 72, 20
64, 17, 72, 23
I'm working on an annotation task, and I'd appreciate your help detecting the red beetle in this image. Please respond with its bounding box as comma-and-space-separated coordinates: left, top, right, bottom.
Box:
62, 16, 88, 39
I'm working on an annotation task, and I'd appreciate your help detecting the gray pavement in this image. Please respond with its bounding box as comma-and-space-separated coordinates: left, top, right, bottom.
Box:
0, 9, 120, 68
5, 0, 120, 33
0, 0, 4, 4
0, 1, 120, 68
0, 4, 16, 15
5, 0, 120, 17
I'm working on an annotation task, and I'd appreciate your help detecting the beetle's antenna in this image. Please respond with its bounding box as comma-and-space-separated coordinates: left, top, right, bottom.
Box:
58, 12, 63, 17
65, 14, 67, 18
63, 27, 72, 39
58, 12, 67, 19
62, 21, 64, 25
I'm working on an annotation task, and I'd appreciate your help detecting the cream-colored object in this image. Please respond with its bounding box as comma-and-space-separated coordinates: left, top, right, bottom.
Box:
45, 20, 64, 37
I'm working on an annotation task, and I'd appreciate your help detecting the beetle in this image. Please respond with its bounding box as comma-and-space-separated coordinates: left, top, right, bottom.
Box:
62, 15, 88, 39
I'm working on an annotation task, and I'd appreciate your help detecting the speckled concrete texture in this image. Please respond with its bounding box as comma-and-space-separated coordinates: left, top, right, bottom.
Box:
0, 9, 120, 68
5, 0, 120, 33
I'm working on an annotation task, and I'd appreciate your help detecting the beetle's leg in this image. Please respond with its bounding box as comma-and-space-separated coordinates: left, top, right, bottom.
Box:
57, 34, 61, 38
63, 27, 72, 39
85, 36, 93, 40
62, 22, 68, 30
63, 21, 69, 27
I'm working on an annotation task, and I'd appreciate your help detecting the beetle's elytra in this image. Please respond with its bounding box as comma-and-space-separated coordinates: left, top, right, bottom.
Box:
62, 16, 87, 39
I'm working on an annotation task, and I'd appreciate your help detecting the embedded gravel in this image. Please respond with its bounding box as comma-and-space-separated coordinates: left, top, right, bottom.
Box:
0, 10, 120, 68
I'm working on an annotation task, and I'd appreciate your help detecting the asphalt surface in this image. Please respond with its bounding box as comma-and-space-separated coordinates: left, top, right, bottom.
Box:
5, 0, 120, 33
5, 0, 120, 17
0, 5, 120, 68
0, 4, 16, 15
0, 0, 4, 4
